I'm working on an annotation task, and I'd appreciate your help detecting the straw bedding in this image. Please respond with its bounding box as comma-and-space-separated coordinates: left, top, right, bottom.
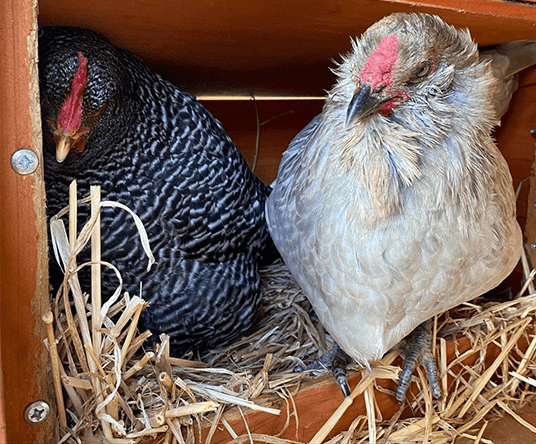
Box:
45, 182, 536, 444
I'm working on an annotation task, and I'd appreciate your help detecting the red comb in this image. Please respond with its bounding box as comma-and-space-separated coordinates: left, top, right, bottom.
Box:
361, 35, 399, 90
58, 52, 88, 134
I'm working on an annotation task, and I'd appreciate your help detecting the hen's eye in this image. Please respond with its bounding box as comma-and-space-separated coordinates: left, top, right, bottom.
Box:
415, 64, 431, 78
407, 62, 433, 85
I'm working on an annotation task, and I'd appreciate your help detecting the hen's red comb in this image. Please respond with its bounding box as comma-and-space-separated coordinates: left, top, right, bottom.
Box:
361, 35, 399, 90
58, 52, 88, 134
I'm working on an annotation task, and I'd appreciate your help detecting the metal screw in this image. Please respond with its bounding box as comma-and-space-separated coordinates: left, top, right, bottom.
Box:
24, 400, 50, 424
531, 243, 536, 250
11, 149, 39, 175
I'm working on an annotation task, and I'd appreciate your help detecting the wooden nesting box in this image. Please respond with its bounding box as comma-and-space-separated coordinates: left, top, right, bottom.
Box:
2, 0, 536, 442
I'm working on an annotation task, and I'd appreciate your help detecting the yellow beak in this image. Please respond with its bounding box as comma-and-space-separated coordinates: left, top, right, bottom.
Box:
55, 134, 74, 163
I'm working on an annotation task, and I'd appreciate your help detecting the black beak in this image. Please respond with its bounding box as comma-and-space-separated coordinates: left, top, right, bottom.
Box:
346, 83, 387, 126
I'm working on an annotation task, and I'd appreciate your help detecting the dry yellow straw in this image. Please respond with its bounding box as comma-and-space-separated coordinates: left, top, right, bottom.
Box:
91, 185, 102, 358
43, 311, 67, 429
364, 383, 376, 443
165, 401, 220, 418
509, 329, 536, 395
457, 317, 532, 418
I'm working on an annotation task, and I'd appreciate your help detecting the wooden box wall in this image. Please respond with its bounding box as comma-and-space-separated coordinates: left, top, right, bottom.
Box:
1, 0, 536, 442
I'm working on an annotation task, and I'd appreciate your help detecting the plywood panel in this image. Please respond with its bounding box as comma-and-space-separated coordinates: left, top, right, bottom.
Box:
38, 0, 536, 97
0, 0, 54, 442
495, 74, 536, 235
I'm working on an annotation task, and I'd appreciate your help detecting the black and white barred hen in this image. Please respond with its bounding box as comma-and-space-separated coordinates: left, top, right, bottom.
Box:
39, 26, 278, 355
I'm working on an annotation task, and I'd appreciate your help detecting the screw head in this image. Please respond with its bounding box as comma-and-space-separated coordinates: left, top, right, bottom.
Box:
11, 149, 39, 175
23, 400, 50, 424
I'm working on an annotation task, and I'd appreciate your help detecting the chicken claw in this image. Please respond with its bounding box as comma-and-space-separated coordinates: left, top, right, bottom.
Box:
295, 342, 351, 397
396, 320, 442, 403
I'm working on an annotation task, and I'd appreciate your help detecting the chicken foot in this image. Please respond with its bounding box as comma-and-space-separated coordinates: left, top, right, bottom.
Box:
294, 320, 442, 401
294, 341, 351, 396
396, 319, 442, 402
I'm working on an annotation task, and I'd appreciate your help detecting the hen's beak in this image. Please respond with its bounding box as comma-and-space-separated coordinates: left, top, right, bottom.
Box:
53, 128, 88, 163
55, 134, 74, 163
346, 83, 388, 126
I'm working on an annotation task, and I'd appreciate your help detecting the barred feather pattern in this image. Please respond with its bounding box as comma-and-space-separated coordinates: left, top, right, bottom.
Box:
40, 27, 278, 354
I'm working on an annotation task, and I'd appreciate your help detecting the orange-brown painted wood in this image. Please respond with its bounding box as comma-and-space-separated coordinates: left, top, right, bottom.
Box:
38, 0, 536, 98
504, 70, 536, 266
0, 0, 54, 442
0, 339, 5, 443
396, 0, 536, 21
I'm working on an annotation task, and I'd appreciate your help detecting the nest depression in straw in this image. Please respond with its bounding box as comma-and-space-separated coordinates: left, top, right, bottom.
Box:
44, 181, 536, 444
